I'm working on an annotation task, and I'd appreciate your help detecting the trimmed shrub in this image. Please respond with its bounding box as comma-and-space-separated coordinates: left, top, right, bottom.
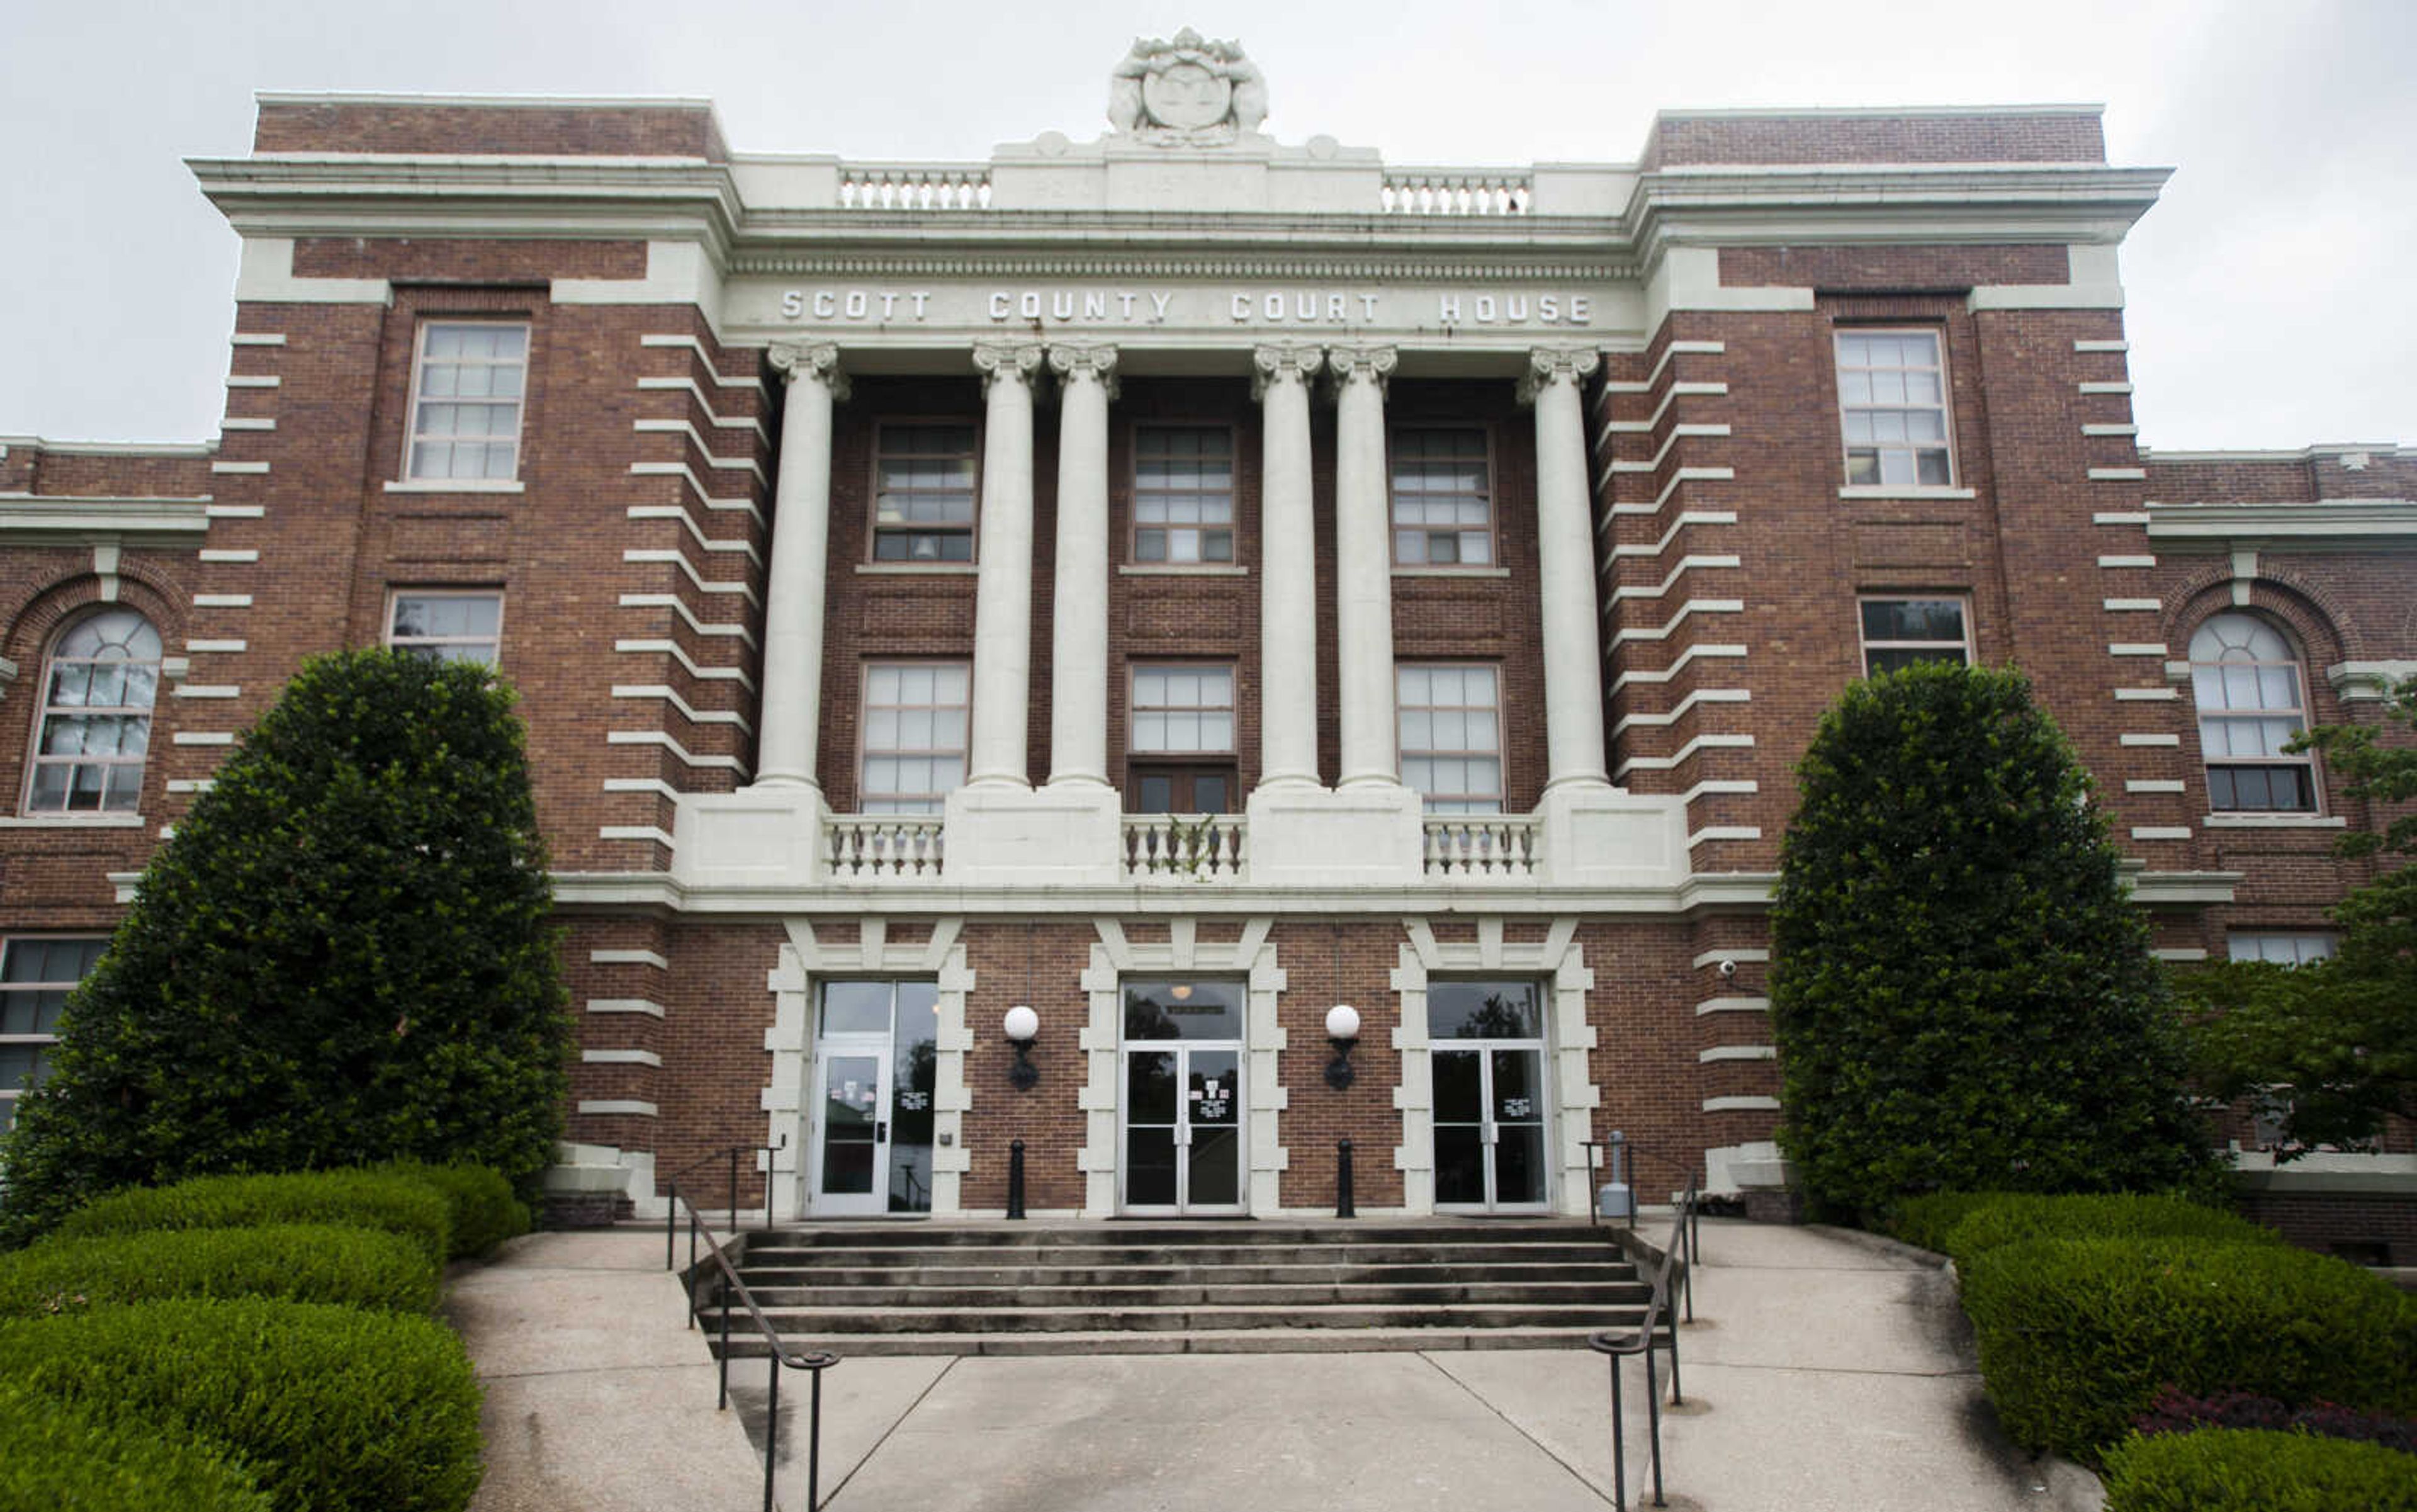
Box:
382, 1161, 529, 1259
2132, 1388, 2417, 1453
1886, 1191, 2010, 1253
2102, 1428, 2417, 1512
54, 1169, 452, 1264
0, 1297, 483, 1512
0, 1378, 271, 1511
0, 1223, 439, 1317
1961, 1236, 2417, 1461
1941, 1192, 2279, 1268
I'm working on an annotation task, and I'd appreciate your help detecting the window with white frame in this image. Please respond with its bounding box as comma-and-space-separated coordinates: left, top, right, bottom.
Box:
1836, 330, 1952, 486
1399, 665, 1502, 813
1391, 428, 1494, 566
405, 322, 529, 481
2189, 614, 2318, 813
1, 937, 106, 1136
860, 663, 969, 813
386, 591, 502, 665
1132, 426, 1235, 564
1859, 597, 1972, 675
25, 609, 161, 815
1128, 664, 1237, 813
872, 423, 979, 562
2227, 932, 2336, 966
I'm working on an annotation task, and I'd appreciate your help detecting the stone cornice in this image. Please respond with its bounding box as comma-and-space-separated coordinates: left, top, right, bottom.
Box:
2144, 499, 2417, 546
0, 496, 213, 541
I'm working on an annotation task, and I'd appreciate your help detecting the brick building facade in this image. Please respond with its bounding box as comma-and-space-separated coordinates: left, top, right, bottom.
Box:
3, 44, 2409, 1229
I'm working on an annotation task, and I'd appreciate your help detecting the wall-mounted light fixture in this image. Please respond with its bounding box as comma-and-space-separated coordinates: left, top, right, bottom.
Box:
1324, 1003, 1361, 1090
1003, 1004, 1040, 1090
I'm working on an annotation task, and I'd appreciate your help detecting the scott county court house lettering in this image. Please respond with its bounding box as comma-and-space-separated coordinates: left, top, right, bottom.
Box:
2, 33, 2410, 1234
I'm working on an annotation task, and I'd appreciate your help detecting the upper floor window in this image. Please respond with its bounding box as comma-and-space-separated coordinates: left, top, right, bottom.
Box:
1132, 426, 1236, 565
1129, 664, 1236, 813
872, 423, 978, 562
1392, 428, 1494, 566
406, 322, 528, 481
2227, 932, 2335, 966
1399, 664, 1502, 813
386, 590, 502, 665
860, 662, 969, 813
2189, 614, 2317, 813
1, 936, 106, 1135
1859, 597, 1971, 675
25, 609, 161, 815
1837, 330, 1951, 486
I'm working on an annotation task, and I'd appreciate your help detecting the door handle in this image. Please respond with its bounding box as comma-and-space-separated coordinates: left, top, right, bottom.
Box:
875, 1122, 887, 1143
1482, 1123, 1499, 1145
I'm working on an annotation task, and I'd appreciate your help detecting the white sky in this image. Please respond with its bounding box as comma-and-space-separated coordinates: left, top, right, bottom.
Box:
3, 0, 2410, 451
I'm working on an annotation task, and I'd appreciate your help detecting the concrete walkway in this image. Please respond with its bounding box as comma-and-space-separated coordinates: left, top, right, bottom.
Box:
447, 1218, 2102, 1512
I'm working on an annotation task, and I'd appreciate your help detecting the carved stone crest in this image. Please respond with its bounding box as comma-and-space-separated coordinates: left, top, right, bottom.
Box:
1107, 28, 1268, 147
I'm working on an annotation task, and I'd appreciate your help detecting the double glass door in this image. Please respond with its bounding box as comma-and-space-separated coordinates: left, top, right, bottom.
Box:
808, 981, 938, 1216
1429, 981, 1550, 1212
1121, 978, 1246, 1214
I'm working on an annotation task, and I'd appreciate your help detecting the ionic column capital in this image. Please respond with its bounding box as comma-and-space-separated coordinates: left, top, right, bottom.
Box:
1517, 346, 1601, 405
769, 341, 850, 402
1251, 342, 1325, 399
1325, 344, 1398, 398
972, 340, 1046, 392
1047, 342, 1121, 400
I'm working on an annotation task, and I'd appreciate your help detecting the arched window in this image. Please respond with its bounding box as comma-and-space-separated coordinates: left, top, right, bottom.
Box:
2188, 614, 2316, 813
24, 609, 162, 814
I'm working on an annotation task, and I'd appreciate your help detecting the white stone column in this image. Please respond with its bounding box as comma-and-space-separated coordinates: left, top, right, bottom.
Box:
1329, 344, 1400, 787
967, 341, 1044, 787
1253, 342, 1324, 787
1045, 342, 1118, 787
1521, 346, 1610, 789
757, 341, 847, 789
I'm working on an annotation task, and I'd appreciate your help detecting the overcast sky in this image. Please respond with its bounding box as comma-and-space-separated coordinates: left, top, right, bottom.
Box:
3, 0, 2409, 452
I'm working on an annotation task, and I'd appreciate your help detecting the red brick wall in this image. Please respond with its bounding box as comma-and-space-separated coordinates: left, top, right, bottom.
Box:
1640, 111, 2105, 170
254, 101, 726, 159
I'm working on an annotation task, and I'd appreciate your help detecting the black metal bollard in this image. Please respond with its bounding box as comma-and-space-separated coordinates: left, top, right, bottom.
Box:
1336, 1138, 1356, 1219
1007, 1139, 1027, 1220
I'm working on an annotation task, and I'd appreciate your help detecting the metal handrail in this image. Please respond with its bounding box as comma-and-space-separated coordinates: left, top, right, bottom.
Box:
667, 1173, 838, 1512
662, 1144, 777, 1274
1589, 1175, 1700, 1511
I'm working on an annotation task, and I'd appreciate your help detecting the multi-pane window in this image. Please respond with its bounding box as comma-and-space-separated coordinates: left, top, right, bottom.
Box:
386, 591, 502, 665
0, 937, 105, 1136
872, 424, 979, 562
2189, 614, 2317, 813
1133, 426, 1234, 564
1129, 665, 1236, 813
1399, 665, 1502, 813
406, 322, 528, 481
1859, 598, 1971, 675
1837, 330, 1952, 486
860, 663, 970, 813
1391, 428, 1493, 566
25, 609, 161, 815
2227, 933, 2336, 966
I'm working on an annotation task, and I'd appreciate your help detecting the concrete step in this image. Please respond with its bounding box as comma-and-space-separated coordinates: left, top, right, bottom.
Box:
734, 1279, 1654, 1309
727, 1301, 1640, 1334
735, 1260, 1640, 1289
712, 1324, 1670, 1357
738, 1240, 1618, 1270
747, 1221, 1614, 1250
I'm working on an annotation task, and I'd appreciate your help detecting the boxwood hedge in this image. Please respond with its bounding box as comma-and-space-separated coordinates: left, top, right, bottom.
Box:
380, 1161, 529, 1259
55, 1168, 451, 1263
0, 1297, 482, 1512
1960, 1236, 2416, 1461
0, 1222, 439, 1317
1940, 1192, 2279, 1268
2102, 1428, 2417, 1511
0, 1378, 271, 1511
1886, 1191, 2010, 1253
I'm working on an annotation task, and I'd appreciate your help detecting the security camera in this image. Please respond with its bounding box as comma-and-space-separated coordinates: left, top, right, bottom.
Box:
1716, 957, 1738, 980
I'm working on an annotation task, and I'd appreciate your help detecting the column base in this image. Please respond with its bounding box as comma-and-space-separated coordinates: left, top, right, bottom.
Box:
1244, 780, 1423, 886
944, 781, 1124, 886
672, 785, 829, 889
1534, 781, 1688, 888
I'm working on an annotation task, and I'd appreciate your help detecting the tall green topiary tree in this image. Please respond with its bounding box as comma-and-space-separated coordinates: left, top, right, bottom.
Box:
1769, 661, 2209, 1221
0, 650, 571, 1245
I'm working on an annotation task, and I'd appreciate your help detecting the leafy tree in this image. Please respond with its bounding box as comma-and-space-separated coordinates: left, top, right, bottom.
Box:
1769, 661, 2209, 1220
1, 651, 571, 1245
2177, 677, 2417, 1156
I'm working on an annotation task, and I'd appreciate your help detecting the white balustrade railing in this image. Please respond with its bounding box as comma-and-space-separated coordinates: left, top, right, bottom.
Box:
825, 815, 945, 880
1380, 171, 1533, 216
1422, 815, 1541, 878
1122, 814, 1246, 882
838, 165, 993, 211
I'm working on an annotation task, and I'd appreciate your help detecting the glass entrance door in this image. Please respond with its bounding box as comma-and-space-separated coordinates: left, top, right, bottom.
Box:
1429, 981, 1550, 1212
807, 981, 938, 1217
1121, 978, 1246, 1214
